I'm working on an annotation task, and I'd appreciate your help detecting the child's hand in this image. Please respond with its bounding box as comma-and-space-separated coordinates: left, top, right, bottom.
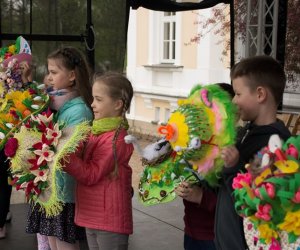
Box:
20, 62, 33, 83
175, 181, 203, 204
221, 146, 239, 168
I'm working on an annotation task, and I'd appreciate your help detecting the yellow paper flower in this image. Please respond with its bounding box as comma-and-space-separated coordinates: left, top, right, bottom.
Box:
151, 172, 162, 183
6, 90, 31, 103
8, 45, 16, 54
168, 111, 189, 149
257, 223, 278, 244
278, 211, 300, 235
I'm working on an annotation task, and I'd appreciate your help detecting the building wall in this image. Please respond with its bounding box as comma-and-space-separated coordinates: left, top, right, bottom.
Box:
127, 6, 231, 137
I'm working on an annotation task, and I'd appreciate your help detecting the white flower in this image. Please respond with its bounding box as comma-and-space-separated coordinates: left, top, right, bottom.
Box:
30, 114, 41, 124
46, 123, 62, 146
33, 96, 42, 101
5, 123, 13, 129
34, 144, 55, 165
32, 169, 49, 183
37, 113, 53, 124
31, 104, 40, 110
0, 132, 5, 139
37, 84, 46, 89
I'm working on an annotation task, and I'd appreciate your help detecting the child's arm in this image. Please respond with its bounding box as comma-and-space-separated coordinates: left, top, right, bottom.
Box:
63, 138, 133, 185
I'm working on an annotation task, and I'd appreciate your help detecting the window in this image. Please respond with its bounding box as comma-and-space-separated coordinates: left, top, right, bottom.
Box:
155, 107, 160, 122
162, 12, 176, 62
245, 0, 279, 58
164, 108, 170, 123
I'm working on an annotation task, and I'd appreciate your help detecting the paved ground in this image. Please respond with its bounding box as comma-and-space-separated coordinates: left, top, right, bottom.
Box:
1, 136, 186, 250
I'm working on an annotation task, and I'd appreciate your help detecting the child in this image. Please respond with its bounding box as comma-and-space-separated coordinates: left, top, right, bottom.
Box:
175, 83, 235, 250
0, 60, 35, 240
214, 55, 291, 250
63, 72, 134, 250
26, 47, 93, 250
0, 150, 12, 239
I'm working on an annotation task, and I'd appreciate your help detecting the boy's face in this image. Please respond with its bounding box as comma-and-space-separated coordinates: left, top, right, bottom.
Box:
232, 76, 259, 122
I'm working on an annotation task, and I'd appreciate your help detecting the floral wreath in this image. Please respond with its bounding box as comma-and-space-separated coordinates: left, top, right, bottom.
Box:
5, 110, 90, 216
233, 134, 300, 249
6, 110, 62, 198
0, 83, 49, 149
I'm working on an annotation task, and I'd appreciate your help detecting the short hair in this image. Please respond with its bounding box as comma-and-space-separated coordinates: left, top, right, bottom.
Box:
230, 55, 286, 105
216, 83, 235, 99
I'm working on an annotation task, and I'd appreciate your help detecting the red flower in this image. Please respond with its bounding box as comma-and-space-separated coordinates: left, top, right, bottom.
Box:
28, 88, 36, 95
232, 172, 252, 189
4, 138, 19, 157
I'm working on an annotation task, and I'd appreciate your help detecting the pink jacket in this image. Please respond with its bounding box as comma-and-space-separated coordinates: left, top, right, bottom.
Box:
64, 129, 134, 234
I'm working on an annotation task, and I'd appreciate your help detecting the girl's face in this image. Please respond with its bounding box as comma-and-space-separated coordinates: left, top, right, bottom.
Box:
47, 59, 75, 90
91, 81, 123, 120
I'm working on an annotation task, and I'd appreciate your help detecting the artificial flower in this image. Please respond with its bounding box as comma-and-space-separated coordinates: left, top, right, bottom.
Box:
31, 104, 40, 110
28, 156, 45, 170
292, 188, 300, 203
151, 172, 162, 183
38, 113, 54, 124
167, 111, 189, 149
32, 169, 49, 183
0, 132, 5, 139
255, 204, 272, 221
232, 172, 252, 189
257, 223, 278, 244
34, 143, 55, 165
278, 211, 300, 236
254, 183, 275, 199
46, 123, 62, 146
4, 137, 18, 157
286, 144, 299, 159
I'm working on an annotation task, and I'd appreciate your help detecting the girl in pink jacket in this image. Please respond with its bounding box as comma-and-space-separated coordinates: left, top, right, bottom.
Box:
63, 72, 134, 250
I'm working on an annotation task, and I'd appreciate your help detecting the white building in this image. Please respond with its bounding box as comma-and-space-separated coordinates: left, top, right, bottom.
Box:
126, 6, 230, 136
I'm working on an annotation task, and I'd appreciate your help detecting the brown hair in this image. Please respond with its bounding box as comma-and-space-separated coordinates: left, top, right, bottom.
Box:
92, 71, 134, 176
230, 55, 286, 105
47, 47, 93, 108
92, 71, 133, 115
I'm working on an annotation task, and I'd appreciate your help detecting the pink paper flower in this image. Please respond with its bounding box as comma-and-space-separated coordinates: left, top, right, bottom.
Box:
232, 172, 252, 189
286, 144, 298, 159
292, 188, 300, 203
4, 137, 19, 157
255, 204, 272, 221
255, 183, 275, 199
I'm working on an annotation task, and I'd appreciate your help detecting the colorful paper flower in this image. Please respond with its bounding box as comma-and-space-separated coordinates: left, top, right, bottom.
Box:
46, 123, 62, 146
34, 143, 55, 165
254, 183, 275, 199
232, 172, 252, 189
32, 169, 49, 183
278, 211, 300, 235
257, 224, 278, 244
292, 188, 300, 203
4, 137, 18, 157
255, 204, 272, 221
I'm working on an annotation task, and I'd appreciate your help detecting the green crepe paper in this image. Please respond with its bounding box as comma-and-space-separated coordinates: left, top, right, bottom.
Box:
138, 156, 197, 206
